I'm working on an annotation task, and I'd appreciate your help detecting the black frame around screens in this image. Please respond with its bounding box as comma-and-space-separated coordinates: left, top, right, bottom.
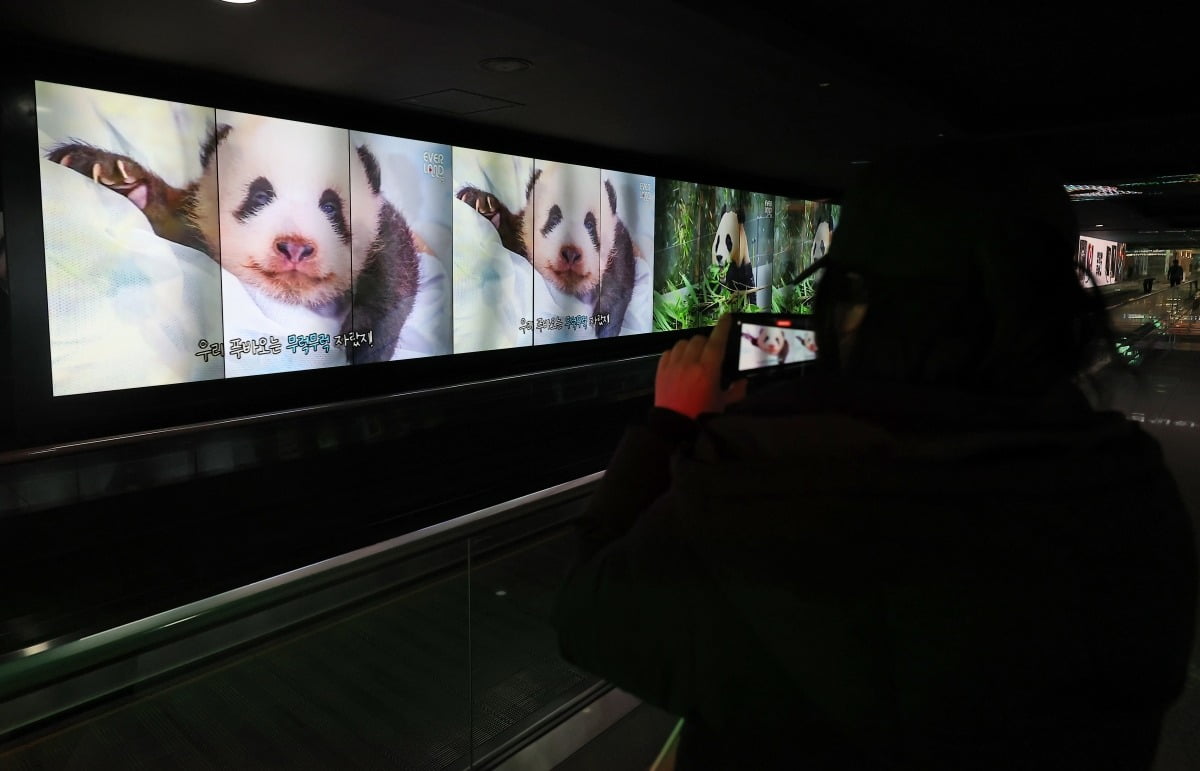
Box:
0, 44, 838, 450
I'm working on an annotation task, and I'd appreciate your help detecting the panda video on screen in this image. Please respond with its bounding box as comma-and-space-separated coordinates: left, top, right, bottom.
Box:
712, 208, 755, 294
456, 160, 638, 339
46, 113, 422, 367
741, 324, 789, 368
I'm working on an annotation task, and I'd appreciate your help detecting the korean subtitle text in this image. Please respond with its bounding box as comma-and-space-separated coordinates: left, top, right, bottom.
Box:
195, 339, 224, 362
333, 330, 374, 348
286, 333, 333, 355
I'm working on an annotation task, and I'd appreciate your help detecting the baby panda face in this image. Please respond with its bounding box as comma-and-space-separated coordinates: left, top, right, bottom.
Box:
712, 209, 746, 268
522, 161, 602, 300
757, 327, 786, 356
198, 114, 356, 307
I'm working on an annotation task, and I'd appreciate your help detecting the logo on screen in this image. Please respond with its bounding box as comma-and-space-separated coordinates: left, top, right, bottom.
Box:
423, 152, 446, 181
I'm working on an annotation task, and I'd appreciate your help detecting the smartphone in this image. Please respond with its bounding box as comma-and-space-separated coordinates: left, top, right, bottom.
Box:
721, 312, 818, 387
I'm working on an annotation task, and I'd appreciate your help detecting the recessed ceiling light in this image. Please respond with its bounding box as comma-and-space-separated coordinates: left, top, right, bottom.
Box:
1096, 224, 1104, 227
479, 57, 532, 73
220, 0, 256, 4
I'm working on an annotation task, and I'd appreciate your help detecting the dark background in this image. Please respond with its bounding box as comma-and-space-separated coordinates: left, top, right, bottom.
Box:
5, 2, 1200, 247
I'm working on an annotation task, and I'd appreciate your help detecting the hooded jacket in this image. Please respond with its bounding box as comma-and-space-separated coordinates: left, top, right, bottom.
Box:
552, 374, 1197, 770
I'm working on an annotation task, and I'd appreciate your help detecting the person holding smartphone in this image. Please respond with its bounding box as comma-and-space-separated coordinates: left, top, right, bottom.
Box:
552, 141, 1197, 770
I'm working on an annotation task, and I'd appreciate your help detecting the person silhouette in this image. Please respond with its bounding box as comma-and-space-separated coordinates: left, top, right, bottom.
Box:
1168, 258, 1184, 288
552, 140, 1197, 770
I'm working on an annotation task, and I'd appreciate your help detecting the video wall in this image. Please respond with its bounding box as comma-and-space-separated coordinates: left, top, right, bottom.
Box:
33, 80, 838, 397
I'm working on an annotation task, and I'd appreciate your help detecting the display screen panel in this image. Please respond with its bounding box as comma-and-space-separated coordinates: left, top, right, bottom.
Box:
770, 197, 838, 314
652, 180, 839, 330
36, 81, 225, 396
347, 129, 454, 363
35, 81, 459, 394
452, 148, 653, 351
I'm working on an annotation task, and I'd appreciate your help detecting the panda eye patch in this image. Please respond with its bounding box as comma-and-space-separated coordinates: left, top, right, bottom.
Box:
234, 177, 275, 222
540, 205, 563, 237
319, 188, 350, 243
725, 234, 733, 253
584, 211, 599, 252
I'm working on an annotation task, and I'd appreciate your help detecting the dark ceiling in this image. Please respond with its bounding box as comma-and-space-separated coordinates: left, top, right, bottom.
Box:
4, 0, 1200, 251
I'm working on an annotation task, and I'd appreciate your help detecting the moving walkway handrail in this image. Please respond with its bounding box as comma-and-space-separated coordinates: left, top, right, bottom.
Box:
0, 470, 603, 739
0, 353, 660, 465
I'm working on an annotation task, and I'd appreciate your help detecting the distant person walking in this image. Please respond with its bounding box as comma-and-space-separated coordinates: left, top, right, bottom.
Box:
1168, 258, 1184, 287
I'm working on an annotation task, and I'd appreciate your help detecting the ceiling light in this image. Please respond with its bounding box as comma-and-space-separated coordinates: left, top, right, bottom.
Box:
818, 82, 831, 88
479, 57, 532, 73
220, 0, 256, 3
1095, 224, 1104, 227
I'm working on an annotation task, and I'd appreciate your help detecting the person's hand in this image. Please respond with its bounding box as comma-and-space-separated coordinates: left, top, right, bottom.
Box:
654, 314, 748, 420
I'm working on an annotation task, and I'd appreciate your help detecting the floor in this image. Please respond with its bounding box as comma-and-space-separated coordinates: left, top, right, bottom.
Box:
1100, 285, 1200, 771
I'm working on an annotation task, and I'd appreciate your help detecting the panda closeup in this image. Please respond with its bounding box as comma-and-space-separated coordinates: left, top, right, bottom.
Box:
751, 325, 788, 365
455, 161, 637, 338
712, 208, 754, 294
46, 115, 420, 364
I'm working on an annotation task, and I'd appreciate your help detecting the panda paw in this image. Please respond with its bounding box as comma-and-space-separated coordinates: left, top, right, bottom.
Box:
46, 143, 155, 210
455, 186, 504, 229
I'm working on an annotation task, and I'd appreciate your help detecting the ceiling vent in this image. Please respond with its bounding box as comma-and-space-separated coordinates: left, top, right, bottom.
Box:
398, 89, 521, 115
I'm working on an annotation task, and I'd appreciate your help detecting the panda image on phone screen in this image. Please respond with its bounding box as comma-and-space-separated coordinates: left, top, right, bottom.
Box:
740, 324, 789, 369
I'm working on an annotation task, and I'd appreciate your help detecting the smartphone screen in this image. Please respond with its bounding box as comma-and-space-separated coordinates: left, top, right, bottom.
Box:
723, 313, 817, 386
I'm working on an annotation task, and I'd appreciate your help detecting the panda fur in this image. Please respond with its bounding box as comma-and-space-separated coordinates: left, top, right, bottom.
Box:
456, 161, 636, 338
46, 116, 420, 364
811, 219, 832, 262
712, 208, 754, 293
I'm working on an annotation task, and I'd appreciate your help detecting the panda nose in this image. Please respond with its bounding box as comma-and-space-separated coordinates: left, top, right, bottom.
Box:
561, 246, 582, 266
276, 239, 315, 263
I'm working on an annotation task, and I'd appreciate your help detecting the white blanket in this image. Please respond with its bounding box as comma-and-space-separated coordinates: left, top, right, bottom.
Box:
41, 160, 226, 395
